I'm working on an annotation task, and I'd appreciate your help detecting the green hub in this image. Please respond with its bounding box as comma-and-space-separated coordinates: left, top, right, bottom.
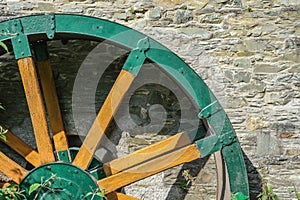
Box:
20, 162, 101, 199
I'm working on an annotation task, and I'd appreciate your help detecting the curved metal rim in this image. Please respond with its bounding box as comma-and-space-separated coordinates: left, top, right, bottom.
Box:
0, 14, 249, 198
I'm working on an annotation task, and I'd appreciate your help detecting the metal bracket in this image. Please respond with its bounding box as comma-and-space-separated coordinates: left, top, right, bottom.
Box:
89, 167, 107, 180
123, 37, 150, 75
45, 14, 55, 39
198, 100, 222, 119
196, 135, 222, 157
9, 19, 32, 59
56, 150, 71, 162
196, 131, 238, 157
220, 131, 237, 147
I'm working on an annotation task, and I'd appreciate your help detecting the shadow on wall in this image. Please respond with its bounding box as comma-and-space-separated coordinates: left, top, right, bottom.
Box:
165, 151, 262, 200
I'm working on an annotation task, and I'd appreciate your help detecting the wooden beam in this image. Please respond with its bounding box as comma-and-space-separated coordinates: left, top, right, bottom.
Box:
72, 69, 135, 169
0, 152, 27, 184
18, 57, 55, 164
37, 60, 69, 152
103, 132, 191, 176
106, 192, 140, 200
0, 128, 40, 167
98, 144, 200, 194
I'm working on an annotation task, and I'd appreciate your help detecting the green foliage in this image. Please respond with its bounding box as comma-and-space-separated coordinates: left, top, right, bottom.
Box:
230, 193, 237, 200
257, 182, 280, 200
0, 127, 7, 142
176, 169, 195, 191
0, 184, 26, 200
288, 185, 300, 200
29, 174, 60, 200
0, 105, 7, 142
0, 42, 8, 53
82, 187, 107, 200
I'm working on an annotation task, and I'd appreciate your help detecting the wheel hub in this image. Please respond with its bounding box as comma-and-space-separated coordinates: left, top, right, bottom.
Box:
20, 162, 101, 199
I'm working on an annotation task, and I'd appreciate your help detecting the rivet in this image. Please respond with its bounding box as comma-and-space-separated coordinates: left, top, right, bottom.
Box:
47, 166, 51, 170
18, 39, 21, 43
21, 52, 25, 56
74, 170, 78, 174
61, 152, 65, 156
135, 55, 139, 59
68, 182, 72, 186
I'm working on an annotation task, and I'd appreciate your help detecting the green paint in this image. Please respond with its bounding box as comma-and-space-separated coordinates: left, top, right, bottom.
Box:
20, 163, 101, 199
0, 14, 249, 199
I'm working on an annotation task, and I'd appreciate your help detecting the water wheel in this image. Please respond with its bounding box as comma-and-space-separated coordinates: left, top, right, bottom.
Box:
0, 14, 249, 200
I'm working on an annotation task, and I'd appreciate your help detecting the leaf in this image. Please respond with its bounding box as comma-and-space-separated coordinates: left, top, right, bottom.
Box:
274, 195, 280, 200
0, 42, 8, 53
29, 183, 41, 195
82, 192, 93, 199
0, 134, 6, 142
267, 183, 273, 193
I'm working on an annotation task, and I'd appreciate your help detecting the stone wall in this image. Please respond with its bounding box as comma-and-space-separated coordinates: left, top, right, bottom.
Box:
0, 0, 300, 199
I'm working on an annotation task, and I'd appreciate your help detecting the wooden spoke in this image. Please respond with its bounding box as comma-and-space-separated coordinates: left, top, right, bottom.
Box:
37, 60, 68, 151
106, 192, 140, 200
98, 144, 200, 194
103, 132, 191, 176
0, 152, 27, 184
18, 57, 55, 164
0, 183, 11, 188
0, 127, 40, 167
73, 69, 135, 169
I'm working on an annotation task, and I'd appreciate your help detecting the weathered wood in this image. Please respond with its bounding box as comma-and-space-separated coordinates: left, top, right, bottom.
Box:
106, 192, 140, 200
37, 60, 68, 152
0, 128, 40, 166
103, 132, 191, 175
98, 144, 201, 194
0, 152, 27, 184
18, 57, 55, 164
73, 69, 135, 169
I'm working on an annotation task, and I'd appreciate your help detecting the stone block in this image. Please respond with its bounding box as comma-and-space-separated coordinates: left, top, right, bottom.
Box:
178, 28, 212, 40
239, 81, 266, 93
234, 58, 251, 68
244, 39, 266, 53
254, 63, 289, 74
256, 132, 282, 155
247, 115, 269, 131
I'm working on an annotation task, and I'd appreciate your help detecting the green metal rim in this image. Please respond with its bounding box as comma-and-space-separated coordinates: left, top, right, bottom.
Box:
0, 14, 249, 198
